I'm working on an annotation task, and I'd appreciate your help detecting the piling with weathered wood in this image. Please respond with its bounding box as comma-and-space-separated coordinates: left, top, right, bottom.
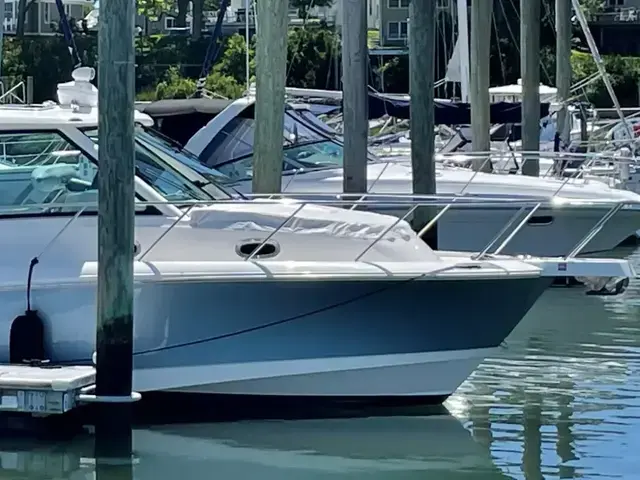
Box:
252, 0, 289, 194
408, 0, 437, 247
521, 0, 541, 177
95, 0, 136, 471
341, 0, 368, 194
555, 0, 572, 146
470, 0, 492, 172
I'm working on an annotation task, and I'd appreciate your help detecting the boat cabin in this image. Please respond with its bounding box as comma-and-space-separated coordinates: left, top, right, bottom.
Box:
0, 98, 234, 216
136, 97, 350, 184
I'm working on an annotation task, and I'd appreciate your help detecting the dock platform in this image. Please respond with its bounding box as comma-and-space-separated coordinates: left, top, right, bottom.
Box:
0, 364, 95, 415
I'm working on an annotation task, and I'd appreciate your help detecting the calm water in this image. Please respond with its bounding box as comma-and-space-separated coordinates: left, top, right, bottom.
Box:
4, 246, 640, 479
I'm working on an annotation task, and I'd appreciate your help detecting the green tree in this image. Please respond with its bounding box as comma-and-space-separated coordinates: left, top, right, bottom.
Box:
286, 26, 336, 88
578, 0, 605, 16
137, 0, 173, 20
214, 33, 255, 83
137, 0, 220, 37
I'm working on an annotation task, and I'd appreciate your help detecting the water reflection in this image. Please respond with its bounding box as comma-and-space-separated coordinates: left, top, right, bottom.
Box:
451, 246, 640, 479
0, 413, 509, 479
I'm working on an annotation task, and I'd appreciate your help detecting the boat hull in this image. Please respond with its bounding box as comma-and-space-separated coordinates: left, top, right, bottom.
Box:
133, 276, 548, 399
437, 205, 639, 256
370, 205, 637, 256
0, 276, 549, 402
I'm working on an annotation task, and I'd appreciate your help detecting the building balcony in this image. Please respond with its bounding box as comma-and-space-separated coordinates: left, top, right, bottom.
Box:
589, 7, 640, 25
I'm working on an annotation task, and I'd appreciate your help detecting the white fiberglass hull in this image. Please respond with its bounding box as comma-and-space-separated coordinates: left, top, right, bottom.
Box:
434, 205, 638, 256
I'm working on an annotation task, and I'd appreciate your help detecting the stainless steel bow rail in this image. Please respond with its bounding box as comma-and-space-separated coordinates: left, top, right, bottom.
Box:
11, 193, 638, 265
238, 194, 632, 262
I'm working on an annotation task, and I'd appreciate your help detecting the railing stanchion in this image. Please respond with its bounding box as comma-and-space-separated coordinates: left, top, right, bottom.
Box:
565, 202, 624, 258
138, 203, 198, 261
473, 206, 527, 260
491, 203, 542, 256
354, 204, 419, 261
416, 202, 451, 238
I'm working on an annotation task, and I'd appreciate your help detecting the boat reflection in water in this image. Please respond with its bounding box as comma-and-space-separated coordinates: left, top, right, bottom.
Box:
449, 256, 640, 480
0, 412, 511, 480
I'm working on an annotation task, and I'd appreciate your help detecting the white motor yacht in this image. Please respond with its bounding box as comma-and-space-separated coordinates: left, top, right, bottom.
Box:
146, 96, 640, 257
0, 71, 632, 406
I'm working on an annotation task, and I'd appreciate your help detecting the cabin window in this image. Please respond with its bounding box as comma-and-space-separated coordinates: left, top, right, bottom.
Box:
0, 130, 100, 215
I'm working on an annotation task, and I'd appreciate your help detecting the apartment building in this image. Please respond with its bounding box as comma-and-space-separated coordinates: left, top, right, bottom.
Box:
378, 0, 452, 47
587, 0, 640, 55
3, 0, 91, 35
148, 0, 347, 36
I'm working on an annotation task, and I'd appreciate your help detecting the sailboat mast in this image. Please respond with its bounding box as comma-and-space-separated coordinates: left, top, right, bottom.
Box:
0, 0, 4, 78
456, 0, 470, 102
245, 0, 251, 90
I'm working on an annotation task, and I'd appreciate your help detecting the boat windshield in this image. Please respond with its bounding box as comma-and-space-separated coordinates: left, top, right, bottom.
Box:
136, 127, 231, 183
83, 127, 233, 202
296, 109, 339, 136
202, 108, 358, 182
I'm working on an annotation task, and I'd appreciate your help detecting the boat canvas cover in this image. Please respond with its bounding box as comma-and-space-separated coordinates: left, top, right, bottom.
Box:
367, 92, 551, 124
188, 201, 440, 260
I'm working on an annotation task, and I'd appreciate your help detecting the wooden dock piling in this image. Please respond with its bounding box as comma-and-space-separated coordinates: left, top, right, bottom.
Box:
252, 0, 289, 194
95, 0, 136, 472
408, 0, 438, 248
341, 0, 369, 194
520, 0, 541, 177
555, 0, 572, 147
470, 0, 492, 172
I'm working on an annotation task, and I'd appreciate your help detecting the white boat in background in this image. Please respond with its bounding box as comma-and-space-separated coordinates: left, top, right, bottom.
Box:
138, 95, 640, 257
0, 70, 633, 407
